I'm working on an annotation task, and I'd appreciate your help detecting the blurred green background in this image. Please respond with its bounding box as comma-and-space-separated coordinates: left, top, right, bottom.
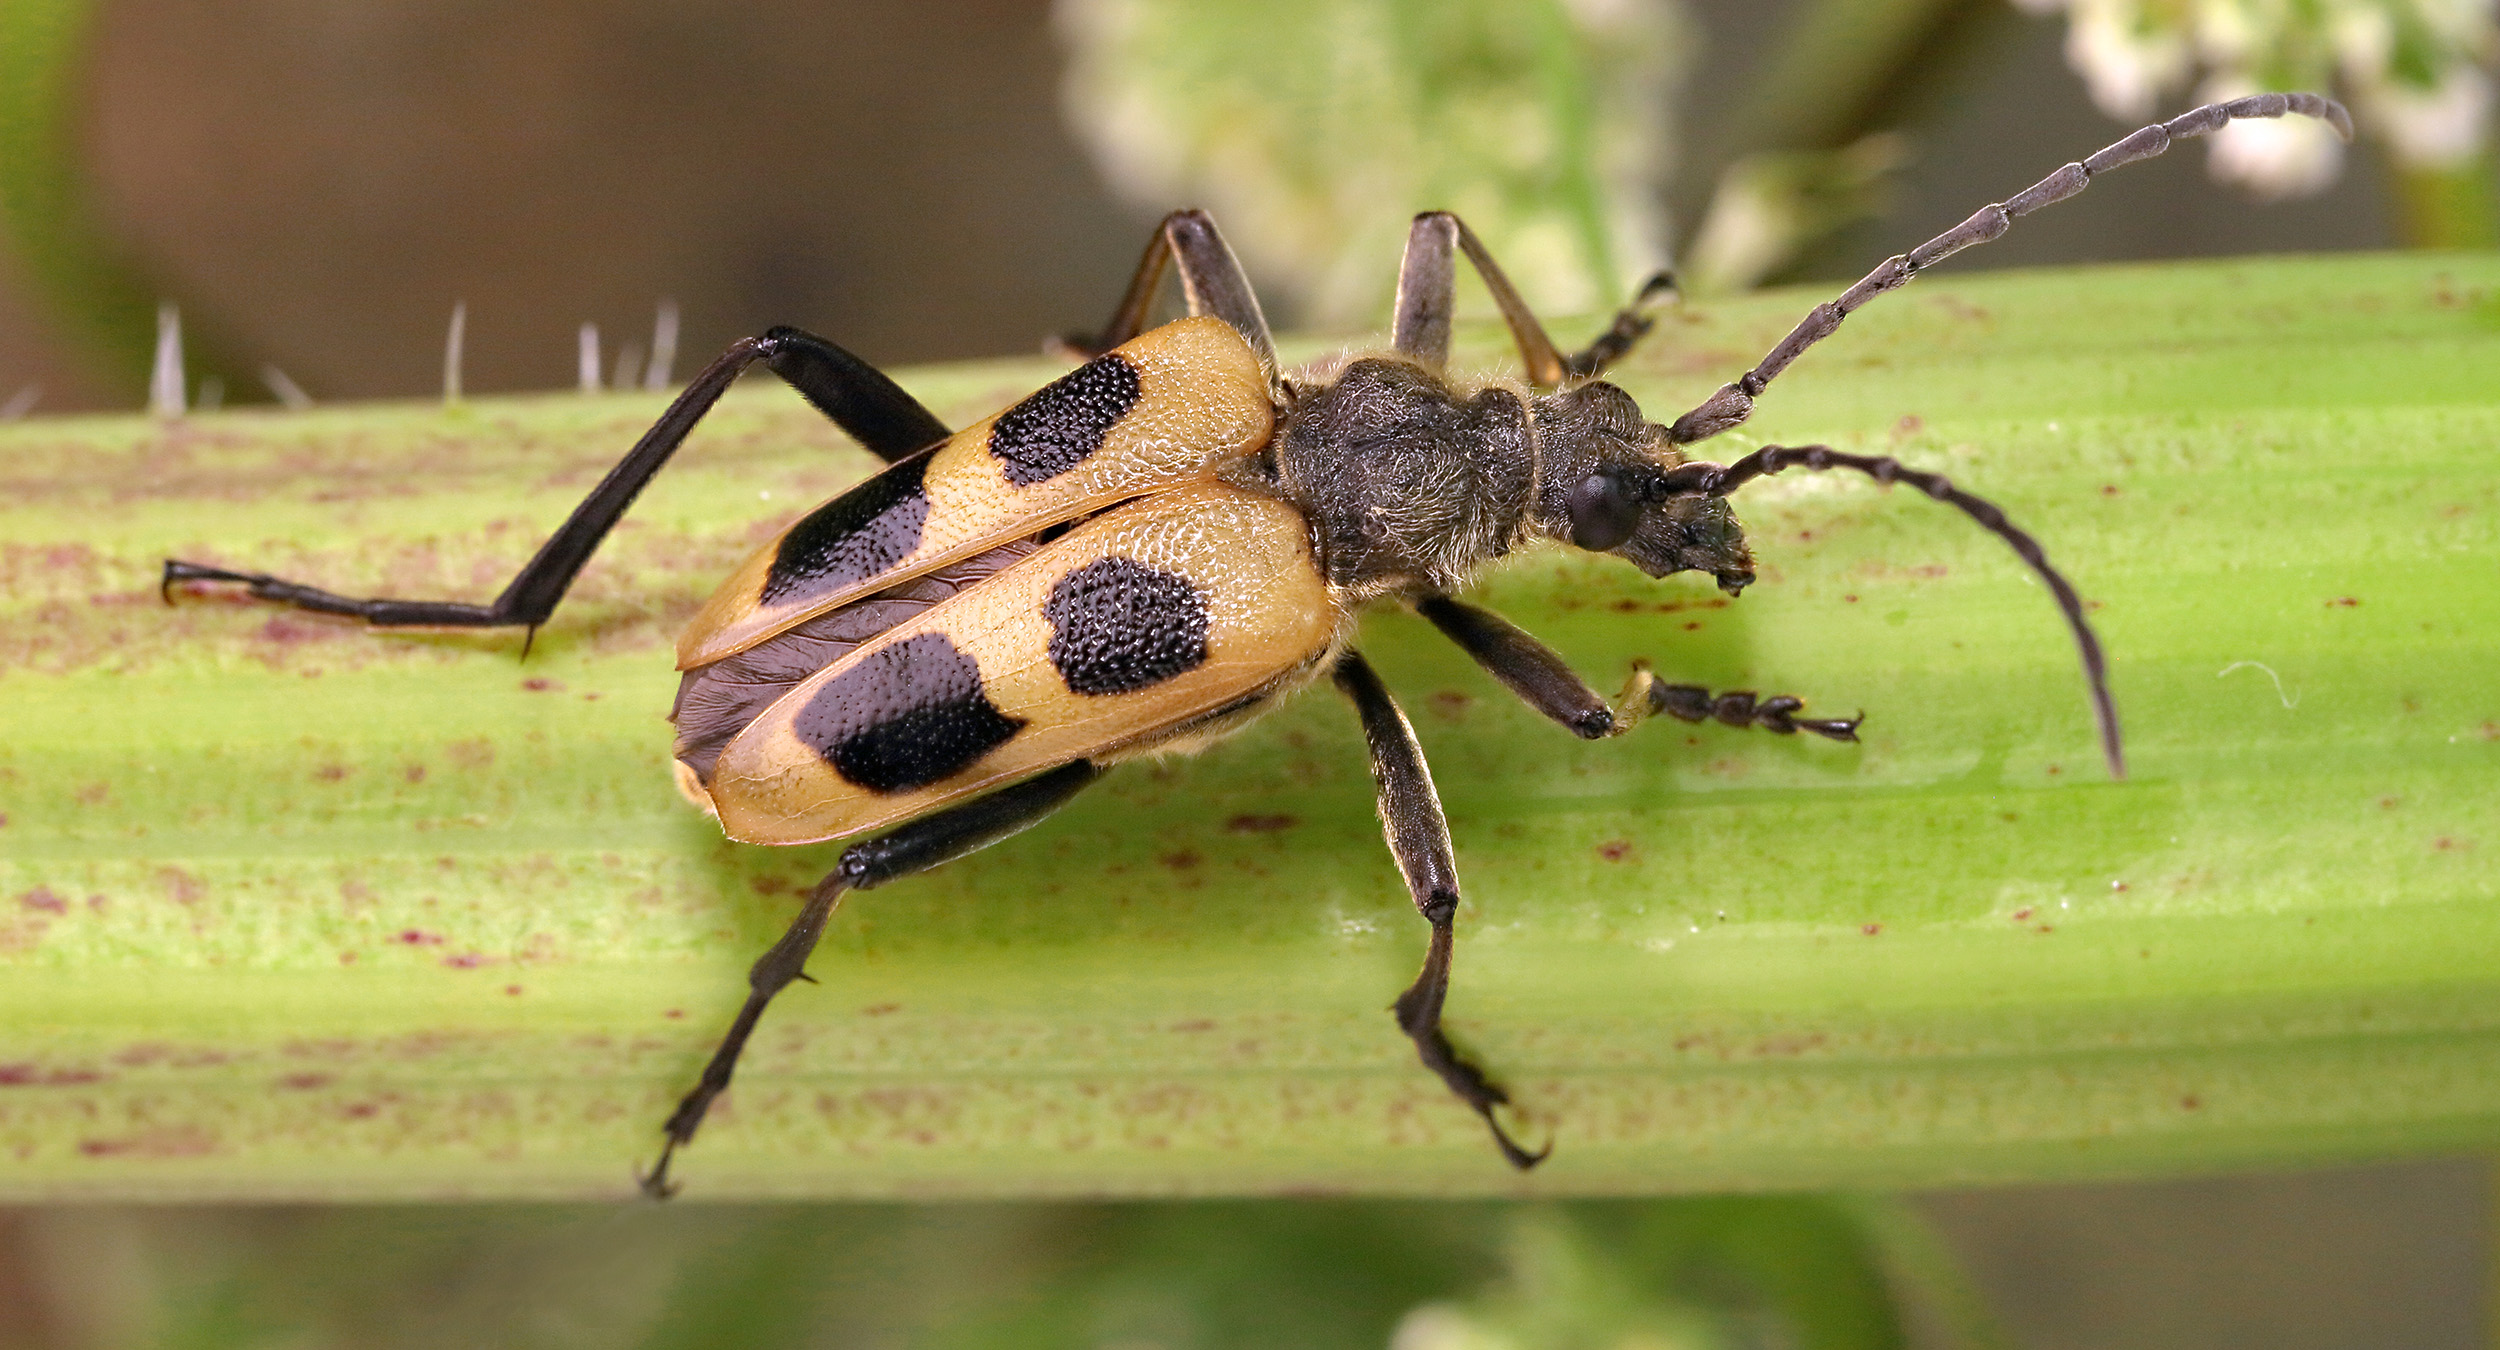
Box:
2, 0, 2495, 1346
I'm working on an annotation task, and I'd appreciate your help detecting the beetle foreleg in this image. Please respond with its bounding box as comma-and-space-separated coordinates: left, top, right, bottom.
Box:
1333, 649, 1547, 1170
1649, 684, 1862, 742
639, 759, 1105, 1199
1416, 596, 1856, 744
1392, 213, 1673, 389
1563, 271, 1679, 382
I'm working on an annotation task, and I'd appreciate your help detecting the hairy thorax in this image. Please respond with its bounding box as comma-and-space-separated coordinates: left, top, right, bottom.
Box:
1243, 357, 1538, 602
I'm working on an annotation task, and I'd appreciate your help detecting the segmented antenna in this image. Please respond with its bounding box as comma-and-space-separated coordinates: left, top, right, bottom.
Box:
1657, 443, 2125, 779
1669, 93, 2353, 445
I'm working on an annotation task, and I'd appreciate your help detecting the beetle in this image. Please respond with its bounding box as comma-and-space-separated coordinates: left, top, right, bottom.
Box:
163, 92, 2350, 1193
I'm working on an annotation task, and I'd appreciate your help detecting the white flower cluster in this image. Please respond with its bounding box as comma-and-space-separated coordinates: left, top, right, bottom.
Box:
2011, 0, 2498, 197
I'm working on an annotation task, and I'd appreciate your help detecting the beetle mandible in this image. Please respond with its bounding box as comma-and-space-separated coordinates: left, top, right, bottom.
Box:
162, 92, 2351, 1193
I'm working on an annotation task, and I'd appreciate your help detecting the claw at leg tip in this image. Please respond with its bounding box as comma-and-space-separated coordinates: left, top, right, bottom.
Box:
1486, 1112, 1553, 1170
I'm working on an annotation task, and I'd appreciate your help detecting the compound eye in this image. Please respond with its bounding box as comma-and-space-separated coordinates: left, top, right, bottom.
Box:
1567, 471, 1645, 552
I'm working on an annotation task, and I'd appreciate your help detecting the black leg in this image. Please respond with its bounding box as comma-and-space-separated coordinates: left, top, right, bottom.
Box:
1649, 684, 1861, 741
1332, 649, 1545, 1169
640, 759, 1105, 1199
1653, 441, 2122, 778
1668, 92, 2351, 445
1064, 208, 1279, 381
1417, 596, 1615, 738
163, 328, 948, 644
1418, 596, 1858, 742
1563, 272, 1679, 381
1391, 211, 1675, 388
754, 326, 950, 464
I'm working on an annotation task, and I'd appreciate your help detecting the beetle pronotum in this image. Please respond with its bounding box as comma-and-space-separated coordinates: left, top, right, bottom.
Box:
164, 92, 2351, 1193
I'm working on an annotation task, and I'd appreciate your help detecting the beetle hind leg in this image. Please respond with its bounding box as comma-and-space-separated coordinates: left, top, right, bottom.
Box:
641, 866, 849, 1200
639, 759, 1105, 1200
165, 326, 950, 641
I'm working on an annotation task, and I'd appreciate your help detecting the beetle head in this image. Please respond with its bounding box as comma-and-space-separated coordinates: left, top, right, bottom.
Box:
1532, 381, 1755, 594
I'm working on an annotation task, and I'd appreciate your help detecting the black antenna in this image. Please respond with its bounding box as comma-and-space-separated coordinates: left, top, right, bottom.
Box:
1658, 443, 2125, 779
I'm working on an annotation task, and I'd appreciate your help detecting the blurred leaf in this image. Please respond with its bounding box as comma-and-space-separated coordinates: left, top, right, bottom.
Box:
1681, 134, 1910, 295
18, 1199, 1956, 1350
1718, 0, 1978, 154
1055, 0, 1682, 324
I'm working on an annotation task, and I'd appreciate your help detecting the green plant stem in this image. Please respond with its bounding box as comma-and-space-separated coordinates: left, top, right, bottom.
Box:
1, 253, 2495, 1201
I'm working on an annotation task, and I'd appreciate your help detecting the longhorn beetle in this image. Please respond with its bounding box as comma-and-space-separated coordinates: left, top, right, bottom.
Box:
164, 93, 2351, 1193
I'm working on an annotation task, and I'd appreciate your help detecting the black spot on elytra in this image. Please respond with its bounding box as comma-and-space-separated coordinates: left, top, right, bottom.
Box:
793, 632, 1026, 793
988, 353, 1142, 486
762, 452, 930, 604
672, 540, 1041, 787
1045, 557, 1210, 695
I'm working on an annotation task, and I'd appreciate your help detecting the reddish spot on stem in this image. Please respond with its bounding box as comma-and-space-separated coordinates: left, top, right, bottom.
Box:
1225, 814, 1298, 834
80, 1128, 219, 1158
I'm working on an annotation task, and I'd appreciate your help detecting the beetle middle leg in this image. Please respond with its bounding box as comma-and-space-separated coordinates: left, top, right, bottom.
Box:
1062, 208, 1279, 379
1333, 649, 1545, 1169
1415, 596, 1859, 742
641, 758, 1105, 1199
163, 326, 951, 644
1392, 211, 1676, 387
